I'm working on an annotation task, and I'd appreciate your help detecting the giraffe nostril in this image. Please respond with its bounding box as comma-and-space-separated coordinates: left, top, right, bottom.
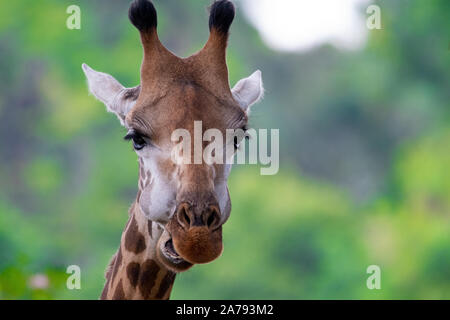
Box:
176, 205, 192, 229
176, 203, 221, 230
183, 209, 190, 226
207, 213, 215, 227
206, 207, 220, 230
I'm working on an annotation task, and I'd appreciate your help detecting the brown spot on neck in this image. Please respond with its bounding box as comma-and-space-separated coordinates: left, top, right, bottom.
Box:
138, 259, 160, 299
125, 215, 147, 254
126, 262, 140, 288
155, 271, 176, 299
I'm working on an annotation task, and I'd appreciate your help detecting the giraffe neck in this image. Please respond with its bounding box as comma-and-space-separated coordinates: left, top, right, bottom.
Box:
100, 161, 176, 300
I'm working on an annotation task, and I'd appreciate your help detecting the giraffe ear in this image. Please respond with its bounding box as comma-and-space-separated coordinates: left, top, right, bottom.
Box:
82, 63, 140, 125
232, 70, 264, 114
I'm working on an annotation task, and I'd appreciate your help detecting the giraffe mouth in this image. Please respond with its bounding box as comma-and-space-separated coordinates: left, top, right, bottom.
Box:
163, 238, 184, 263
157, 231, 193, 272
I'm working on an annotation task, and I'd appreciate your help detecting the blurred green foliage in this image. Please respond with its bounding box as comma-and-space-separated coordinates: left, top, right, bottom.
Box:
0, 0, 448, 299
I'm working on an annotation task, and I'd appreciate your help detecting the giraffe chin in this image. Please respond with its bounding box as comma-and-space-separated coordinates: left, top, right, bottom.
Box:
167, 217, 224, 265
157, 219, 224, 272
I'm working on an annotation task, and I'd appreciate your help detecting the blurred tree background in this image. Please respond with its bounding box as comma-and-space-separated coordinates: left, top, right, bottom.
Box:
0, 0, 448, 299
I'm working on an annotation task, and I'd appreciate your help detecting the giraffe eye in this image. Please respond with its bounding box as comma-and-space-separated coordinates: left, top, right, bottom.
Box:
124, 130, 147, 151
132, 136, 146, 151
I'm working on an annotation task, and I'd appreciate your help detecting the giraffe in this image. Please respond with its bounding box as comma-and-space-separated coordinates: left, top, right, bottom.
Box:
82, 0, 264, 300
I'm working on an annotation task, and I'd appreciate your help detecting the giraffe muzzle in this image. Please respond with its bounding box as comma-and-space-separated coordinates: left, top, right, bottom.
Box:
162, 202, 223, 266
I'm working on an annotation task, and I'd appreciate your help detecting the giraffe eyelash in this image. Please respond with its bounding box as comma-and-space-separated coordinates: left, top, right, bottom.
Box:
124, 132, 136, 141
124, 130, 150, 151
124, 129, 145, 141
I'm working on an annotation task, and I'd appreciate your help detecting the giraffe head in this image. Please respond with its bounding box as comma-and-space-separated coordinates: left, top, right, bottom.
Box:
82, 0, 263, 273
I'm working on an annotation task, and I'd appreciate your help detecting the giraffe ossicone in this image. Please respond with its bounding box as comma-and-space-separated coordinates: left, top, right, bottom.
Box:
83, 0, 264, 300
